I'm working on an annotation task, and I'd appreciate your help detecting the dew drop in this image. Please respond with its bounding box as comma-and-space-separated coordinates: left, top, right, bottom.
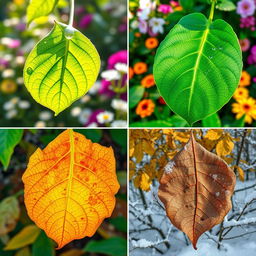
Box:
212, 47, 216, 51
64, 25, 75, 40
26, 67, 33, 75
219, 47, 223, 50
209, 56, 213, 59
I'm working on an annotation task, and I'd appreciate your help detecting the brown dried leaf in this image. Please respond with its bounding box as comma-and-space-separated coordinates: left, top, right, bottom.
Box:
158, 133, 236, 249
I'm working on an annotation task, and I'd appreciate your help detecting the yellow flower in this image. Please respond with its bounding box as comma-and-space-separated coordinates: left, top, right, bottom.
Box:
239, 71, 251, 87
0, 79, 17, 94
13, 0, 25, 6
232, 97, 256, 124
233, 87, 249, 100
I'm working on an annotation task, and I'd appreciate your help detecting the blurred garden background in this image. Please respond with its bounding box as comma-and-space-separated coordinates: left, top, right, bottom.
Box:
129, 0, 256, 127
0, 129, 127, 256
0, 0, 127, 127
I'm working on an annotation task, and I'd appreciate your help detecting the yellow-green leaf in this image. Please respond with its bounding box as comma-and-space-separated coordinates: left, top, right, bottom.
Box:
23, 22, 100, 115
0, 196, 20, 236
15, 247, 31, 256
27, 0, 59, 25
4, 225, 40, 250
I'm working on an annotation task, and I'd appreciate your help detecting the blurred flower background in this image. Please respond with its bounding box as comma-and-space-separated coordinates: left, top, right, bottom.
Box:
0, 0, 127, 127
129, 0, 256, 127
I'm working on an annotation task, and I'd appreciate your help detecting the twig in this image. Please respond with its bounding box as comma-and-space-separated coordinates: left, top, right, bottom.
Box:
223, 230, 256, 240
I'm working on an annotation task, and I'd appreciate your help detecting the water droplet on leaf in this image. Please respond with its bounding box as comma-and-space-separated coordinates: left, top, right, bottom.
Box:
65, 26, 75, 40
26, 67, 33, 75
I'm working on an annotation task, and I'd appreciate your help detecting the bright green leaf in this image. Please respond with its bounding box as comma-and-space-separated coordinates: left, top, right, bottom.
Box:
83, 237, 127, 256
154, 13, 242, 125
0, 196, 20, 236
27, 0, 59, 25
202, 112, 221, 127
129, 86, 145, 108
32, 230, 55, 256
24, 22, 100, 116
130, 120, 173, 127
4, 225, 40, 250
0, 130, 23, 170
216, 0, 236, 11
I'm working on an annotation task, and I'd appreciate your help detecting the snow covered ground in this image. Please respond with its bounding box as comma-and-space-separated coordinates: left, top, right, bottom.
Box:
129, 177, 256, 256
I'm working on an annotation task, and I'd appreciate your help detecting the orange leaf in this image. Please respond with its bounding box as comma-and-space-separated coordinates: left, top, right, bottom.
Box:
158, 133, 236, 249
22, 130, 119, 249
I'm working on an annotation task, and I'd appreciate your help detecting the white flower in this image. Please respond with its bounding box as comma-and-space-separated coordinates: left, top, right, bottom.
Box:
111, 99, 127, 112
96, 111, 114, 124
101, 70, 121, 81
10, 97, 20, 104
39, 111, 52, 121
87, 122, 98, 127
80, 95, 91, 103
6, 109, 17, 119
130, 20, 139, 29
111, 120, 127, 127
3, 101, 15, 111
71, 107, 82, 117
79, 109, 92, 124
89, 81, 101, 95
1, 37, 12, 46
115, 63, 127, 73
149, 17, 165, 34
139, 0, 154, 9
2, 69, 15, 78
35, 121, 46, 127
18, 100, 30, 109
137, 8, 151, 20
15, 56, 25, 65
3, 54, 12, 61
16, 77, 24, 85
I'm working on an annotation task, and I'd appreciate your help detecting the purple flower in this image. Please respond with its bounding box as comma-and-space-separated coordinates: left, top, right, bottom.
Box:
0, 58, 9, 69
138, 19, 148, 34
79, 14, 93, 29
99, 79, 115, 97
158, 4, 173, 14
107, 50, 127, 69
85, 109, 104, 126
237, 0, 255, 18
251, 45, 256, 55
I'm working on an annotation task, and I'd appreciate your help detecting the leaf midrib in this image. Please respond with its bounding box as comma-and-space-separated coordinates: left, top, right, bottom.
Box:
187, 23, 210, 121
59, 129, 74, 248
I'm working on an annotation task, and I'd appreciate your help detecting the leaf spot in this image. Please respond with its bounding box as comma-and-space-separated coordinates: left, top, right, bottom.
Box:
26, 67, 34, 75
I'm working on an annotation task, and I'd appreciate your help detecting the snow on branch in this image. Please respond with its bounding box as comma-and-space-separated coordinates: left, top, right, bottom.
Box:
224, 217, 256, 228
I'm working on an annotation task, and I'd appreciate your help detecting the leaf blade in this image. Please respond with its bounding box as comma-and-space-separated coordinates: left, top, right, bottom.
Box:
154, 13, 242, 124
27, 0, 59, 25
22, 130, 120, 249
0, 130, 23, 170
158, 133, 236, 249
24, 22, 100, 115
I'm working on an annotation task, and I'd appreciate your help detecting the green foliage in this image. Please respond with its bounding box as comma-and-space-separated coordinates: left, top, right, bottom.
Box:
27, 0, 59, 25
83, 237, 127, 256
32, 230, 55, 256
202, 112, 222, 127
129, 86, 145, 108
0, 130, 23, 170
153, 12, 242, 125
109, 216, 127, 233
216, 0, 236, 11
110, 129, 127, 153
23, 22, 100, 116
77, 129, 103, 143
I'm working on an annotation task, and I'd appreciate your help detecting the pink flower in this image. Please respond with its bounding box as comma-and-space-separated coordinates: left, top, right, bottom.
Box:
237, 0, 255, 18
158, 4, 173, 14
239, 38, 250, 51
108, 50, 127, 69
79, 14, 93, 29
9, 39, 21, 49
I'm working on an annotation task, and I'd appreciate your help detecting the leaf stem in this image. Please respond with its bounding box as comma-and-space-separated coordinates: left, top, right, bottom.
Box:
69, 0, 75, 26
209, 0, 216, 22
